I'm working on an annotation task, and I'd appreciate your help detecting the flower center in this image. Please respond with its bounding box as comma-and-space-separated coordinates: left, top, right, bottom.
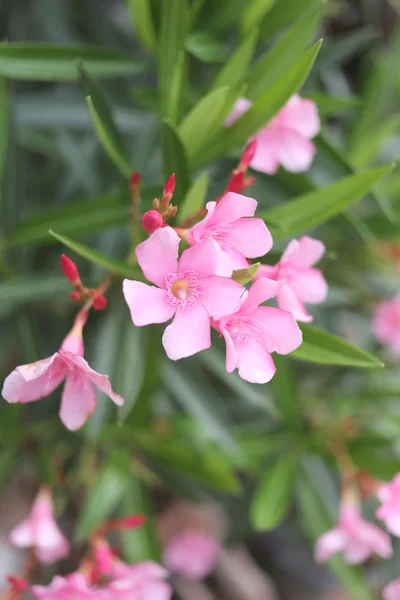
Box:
226, 315, 266, 342
166, 271, 199, 308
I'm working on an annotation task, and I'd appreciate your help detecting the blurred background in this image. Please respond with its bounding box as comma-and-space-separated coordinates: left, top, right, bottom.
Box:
1, 0, 400, 598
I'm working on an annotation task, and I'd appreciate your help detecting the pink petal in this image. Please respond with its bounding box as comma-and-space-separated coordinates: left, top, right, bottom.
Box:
275, 127, 317, 173
2, 354, 67, 404
383, 579, 400, 600
280, 239, 300, 264
235, 340, 276, 384
289, 268, 328, 304
250, 130, 280, 175
162, 304, 211, 360
163, 531, 220, 581
360, 522, 393, 559
69, 355, 124, 407
343, 539, 372, 565
9, 519, 34, 547
59, 371, 97, 431
230, 218, 273, 258
290, 236, 326, 268
113, 560, 168, 581
255, 264, 279, 280
278, 95, 320, 139
277, 284, 313, 322
200, 276, 246, 320
224, 97, 252, 127
241, 277, 284, 312
187, 201, 217, 245
123, 280, 175, 326
140, 581, 173, 600
256, 306, 302, 354
227, 249, 251, 270
178, 238, 232, 277
314, 528, 347, 563
209, 192, 257, 226
35, 521, 70, 564
221, 329, 237, 373
135, 226, 179, 288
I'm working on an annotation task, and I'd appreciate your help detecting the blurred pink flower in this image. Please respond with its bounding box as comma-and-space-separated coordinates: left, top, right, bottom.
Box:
383, 579, 400, 600
163, 530, 220, 580
32, 573, 101, 599
373, 297, 400, 356
1, 313, 123, 431
214, 278, 302, 383
123, 226, 245, 361
186, 191, 273, 270
315, 501, 392, 565
225, 95, 320, 174
256, 236, 327, 322
376, 474, 400, 536
9, 487, 69, 565
107, 560, 172, 600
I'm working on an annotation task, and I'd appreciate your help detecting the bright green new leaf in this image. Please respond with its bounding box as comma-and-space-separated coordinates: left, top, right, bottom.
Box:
292, 324, 384, 368
211, 29, 258, 92
0, 43, 146, 81
251, 454, 297, 530
49, 230, 142, 279
161, 120, 191, 203
79, 65, 132, 177
179, 172, 209, 223
232, 263, 260, 285
241, 0, 276, 36
126, 0, 157, 55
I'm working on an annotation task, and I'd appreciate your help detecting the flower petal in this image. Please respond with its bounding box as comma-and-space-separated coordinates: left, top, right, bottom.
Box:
187, 201, 217, 245
209, 192, 257, 226
221, 329, 237, 373
68, 355, 124, 407
35, 520, 70, 564
200, 276, 246, 320
235, 340, 276, 384
290, 236, 325, 268
59, 371, 97, 431
314, 528, 347, 563
178, 238, 232, 277
289, 268, 328, 304
224, 97, 252, 127
383, 579, 400, 600
241, 277, 284, 312
123, 280, 175, 326
250, 130, 280, 175
256, 306, 302, 354
230, 217, 273, 258
275, 127, 316, 173
162, 304, 211, 360
9, 519, 34, 547
135, 226, 179, 287
277, 284, 313, 323
278, 95, 320, 139
2, 354, 67, 404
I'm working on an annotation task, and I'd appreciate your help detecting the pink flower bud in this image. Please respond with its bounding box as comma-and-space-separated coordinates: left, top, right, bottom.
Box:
226, 172, 244, 193
61, 255, 80, 283
142, 210, 163, 233
93, 536, 114, 576
70, 291, 81, 303
106, 514, 146, 531
163, 173, 175, 199
7, 576, 28, 591
239, 140, 257, 171
93, 295, 108, 311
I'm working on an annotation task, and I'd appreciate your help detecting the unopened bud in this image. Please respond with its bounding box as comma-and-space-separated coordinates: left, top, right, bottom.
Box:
106, 514, 146, 531
142, 209, 163, 233
165, 205, 178, 219
239, 140, 257, 171
7, 576, 28, 592
243, 175, 256, 190
93, 537, 114, 576
152, 198, 161, 211
93, 295, 108, 311
163, 173, 175, 199
61, 255, 80, 283
70, 291, 81, 303
130, 171, 140, 186
227, 171, 244, 193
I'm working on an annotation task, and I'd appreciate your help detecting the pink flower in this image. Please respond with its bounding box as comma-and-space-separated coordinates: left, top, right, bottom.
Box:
214, 278, 302, 384
9, 487, 69, 565
32, 573, 101, 599
376, 474, 400, 536
373, 297, 400, 357
315, 501, 392, 565
256, 236, 327, 322
186, 192, 273, 270
383, 579, 400, 600
225, 95, 320, 174
123, 226, 245, 361
107, 560, 172, 600
163, 530, 220, 580
1, 313, 123, 431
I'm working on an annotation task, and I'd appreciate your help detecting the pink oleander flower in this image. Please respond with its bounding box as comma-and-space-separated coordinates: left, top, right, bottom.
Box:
383, 579, 400, 600
214, 277, 302, 384
315, 501, 392, 565
373, 297, 400, 357
32, 573, 101, 599
376, 474, 400, 536
225, 95, 320, 174
1, 312, 123, 431
256, 236, 327, 322
186, 191, 273, 270
9, 486, 69, 565
123, 226, 245, 361
107, 560, 172, 600
163, 530, 220, 581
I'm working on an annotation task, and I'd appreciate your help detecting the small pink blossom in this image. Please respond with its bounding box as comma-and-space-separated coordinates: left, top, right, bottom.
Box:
383, 579, 400, 600
9, 486, 69, 565
225, 95, 320, 174
163, 530, 220, 581
1, 313, 123, 431
123, 226, 245, 361
214, 278, 302, 384
315, 501, 392, 565
373, 297, 400, 357
256, 236, 327, 322
376, 474, 400, 536
32, 573, 101, 599
186, 191, 273, 270
107, 560, 172, 600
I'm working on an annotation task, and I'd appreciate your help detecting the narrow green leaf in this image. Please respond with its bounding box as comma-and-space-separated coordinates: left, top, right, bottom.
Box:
79, 65, 131, 177
0, 43, 146, 81
126, 0, 157, 55
0, 275, 70, 306
271, 355, 300, 428
0, 77, 8, 222
292, 324, 383, 368
351, 116, 400, 168
241, 0, 276, 36
306, 93, 361, 118
246, 2, 323, 101
211, 28, 258, 92
161, 121, 191, 203
179, 172, 209, 223
251, 454, 297, 530
117, 325, 146, 422
185, 33, 228, 63
166, 51, 186, 124
259, 0, 321, 40
262, 164, 394, 240
232, 263, 260, 285
49, 230, 141, 279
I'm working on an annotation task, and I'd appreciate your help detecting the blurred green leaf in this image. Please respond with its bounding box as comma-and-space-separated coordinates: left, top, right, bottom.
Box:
259, 0, 322, 40
307, 93, 361, 118
0, 43, 146, 81
79, 65, 132, 177
161, 120, 191, 203
166, 51, 186, 124
0, 275, 70, 306
185, 32, 228, 63
211, 29, 258, 92
117, 325, 146, 422
0, 78, 8, 221
179, 172, 209, 223
232, 262, 260, 285
241, 0, 276, 36
272, 355, 300, 428
292, 324, 384, 368
251, 454, 297, 530
126, 0, 157, 55
351, 116, 400, 168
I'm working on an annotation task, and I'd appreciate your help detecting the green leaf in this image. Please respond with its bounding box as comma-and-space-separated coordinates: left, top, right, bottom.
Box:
179, 172, 209, 223
0, 446, 18, 491
117, 325, 146, 422
79, 64, 132, 177
351, 115, 400, 168
211, 29, 258, 92
161, 120, 191, 203
166, 51, 186, 124
246, 2, 323, 101
178, 86, 230, 161
232, 262, 260, 285
259, 0, 322, 40
306, 93, 361, 118
241, 0, 276, 36
185, 33, 228, 63
0, 275, 70, 307
262, 164, 394, 240
271, 355, 300, 428
293, 324, 384, 369
0, 78, 8, 221
251, 454, 297, 530
49, 230, 141, 279
0, 43, 146, 81
126, 0, 157, 55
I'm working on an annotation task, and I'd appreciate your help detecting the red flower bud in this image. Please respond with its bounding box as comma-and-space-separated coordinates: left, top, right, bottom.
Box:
70, 291, 81, 302
239, 140, 257, 171
61, 255, 80, 283
93, 295, 108, 310
141, 209, 163, 233
130, 171, 140, 186
227, 171, 244, 193
106, 514, 146, 531
163, 173, 175, 199
7, 576, 28, 591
